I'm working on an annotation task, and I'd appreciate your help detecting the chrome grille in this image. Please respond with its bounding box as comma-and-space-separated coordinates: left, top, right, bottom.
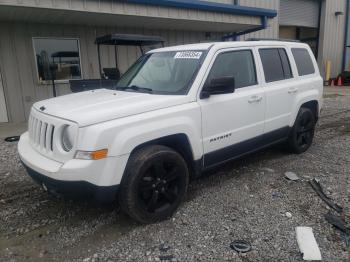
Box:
28, 114, 55, 151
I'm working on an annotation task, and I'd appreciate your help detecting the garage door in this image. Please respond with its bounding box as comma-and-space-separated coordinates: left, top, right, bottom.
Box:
280, 0, 320, 28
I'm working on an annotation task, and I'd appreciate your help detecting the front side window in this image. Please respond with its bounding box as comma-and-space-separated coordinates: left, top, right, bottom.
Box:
206, 50, 257, 89
33, 38, 82, 82
117, 51, 205, 95
259, 48, 293, 82
292, 48, 315, 76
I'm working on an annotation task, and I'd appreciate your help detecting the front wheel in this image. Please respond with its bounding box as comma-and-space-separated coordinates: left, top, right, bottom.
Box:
119, 145, 189, 224
287, 107, 316, 154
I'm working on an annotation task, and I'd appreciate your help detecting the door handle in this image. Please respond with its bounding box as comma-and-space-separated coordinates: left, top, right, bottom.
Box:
248, 95, 263, 103
288, 88, 298, 94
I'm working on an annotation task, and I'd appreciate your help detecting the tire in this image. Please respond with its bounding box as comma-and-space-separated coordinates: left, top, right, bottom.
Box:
119, 145, 189, 224
287, 107, 316, 154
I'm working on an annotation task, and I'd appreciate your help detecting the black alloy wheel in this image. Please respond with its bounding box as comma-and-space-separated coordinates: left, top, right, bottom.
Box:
138, 160, 183, 213
119, 145, 189, 224
296, 111, 314, 148
288, 107, 316, 154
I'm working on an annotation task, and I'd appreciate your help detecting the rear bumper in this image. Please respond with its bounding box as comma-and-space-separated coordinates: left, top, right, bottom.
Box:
23, 162, 118, 202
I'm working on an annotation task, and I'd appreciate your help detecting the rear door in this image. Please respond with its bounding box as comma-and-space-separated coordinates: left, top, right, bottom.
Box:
257, 47, 296, 135
199, 47, 265, 168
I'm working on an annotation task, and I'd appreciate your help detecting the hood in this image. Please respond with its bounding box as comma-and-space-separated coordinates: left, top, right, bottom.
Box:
33, 89, 191, 126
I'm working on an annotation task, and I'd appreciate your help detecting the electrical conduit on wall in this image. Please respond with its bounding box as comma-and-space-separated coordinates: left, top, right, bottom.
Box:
343, 0, 350, 71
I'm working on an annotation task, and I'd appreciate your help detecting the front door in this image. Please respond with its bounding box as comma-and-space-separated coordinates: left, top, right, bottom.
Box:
0, 69, 8, 123
199, 48, 265, 168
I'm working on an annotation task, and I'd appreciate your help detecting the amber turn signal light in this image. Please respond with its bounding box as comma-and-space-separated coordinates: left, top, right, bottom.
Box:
75, 149, 108, 160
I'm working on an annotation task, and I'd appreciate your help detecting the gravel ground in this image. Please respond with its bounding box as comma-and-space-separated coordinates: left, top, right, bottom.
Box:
0, 94, 349, 262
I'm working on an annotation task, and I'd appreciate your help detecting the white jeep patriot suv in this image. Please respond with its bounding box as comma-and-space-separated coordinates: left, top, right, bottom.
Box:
18, 41, 323, 223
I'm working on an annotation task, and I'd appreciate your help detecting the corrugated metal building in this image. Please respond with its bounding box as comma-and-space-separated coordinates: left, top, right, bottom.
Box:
0, 0, 349, 124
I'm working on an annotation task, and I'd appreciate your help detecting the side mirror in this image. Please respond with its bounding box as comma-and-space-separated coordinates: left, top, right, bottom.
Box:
200, 76, 235, 99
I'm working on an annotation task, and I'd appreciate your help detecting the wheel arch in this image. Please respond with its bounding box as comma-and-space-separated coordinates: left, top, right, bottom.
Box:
290, 97, 320, 127
127, 134, 201, 178
300, 100, 319, 121
287, 101, 318, 154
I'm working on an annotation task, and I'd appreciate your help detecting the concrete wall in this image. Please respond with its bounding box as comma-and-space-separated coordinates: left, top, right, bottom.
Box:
318, 0, 347, 78
0, 22, 221, 123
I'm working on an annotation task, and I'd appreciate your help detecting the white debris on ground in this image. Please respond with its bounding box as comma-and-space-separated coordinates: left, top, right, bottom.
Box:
285, 171, 300, 181
296, 227, 322, 261
285, 212, 293, 218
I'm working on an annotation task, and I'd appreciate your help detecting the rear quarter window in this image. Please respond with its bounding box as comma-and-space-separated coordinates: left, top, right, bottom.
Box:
292, 48, 315, 76
259, 48, 293, 82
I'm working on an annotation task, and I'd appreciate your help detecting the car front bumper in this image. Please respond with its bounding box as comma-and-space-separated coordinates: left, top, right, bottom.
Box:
18, 132, 128, 202
22, 162, 119, 202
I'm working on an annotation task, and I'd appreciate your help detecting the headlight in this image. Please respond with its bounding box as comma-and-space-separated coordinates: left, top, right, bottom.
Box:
61, 125, 75, 152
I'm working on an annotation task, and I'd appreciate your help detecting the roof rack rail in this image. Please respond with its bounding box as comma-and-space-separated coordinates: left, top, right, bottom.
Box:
246, 38, 301, 42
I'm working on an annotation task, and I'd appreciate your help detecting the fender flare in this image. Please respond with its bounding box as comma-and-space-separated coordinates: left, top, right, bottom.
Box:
289, 90, 320, 127
108, 118, 203, 161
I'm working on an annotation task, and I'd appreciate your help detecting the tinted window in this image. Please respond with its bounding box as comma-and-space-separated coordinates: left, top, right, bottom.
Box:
206, 50, 257, 89
278, 49, 293, 79
259, 48, 294, 82
33, 38, 82, 82
292, 48, 315, 76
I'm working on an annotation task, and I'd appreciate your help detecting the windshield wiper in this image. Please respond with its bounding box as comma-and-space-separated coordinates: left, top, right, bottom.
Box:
116, 85, 153, 93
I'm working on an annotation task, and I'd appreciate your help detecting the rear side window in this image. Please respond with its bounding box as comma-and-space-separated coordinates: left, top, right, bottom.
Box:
279, 49, 293, 79
259, 48, 293, 82
292, 48, 315, 76
207, 50, 257, 89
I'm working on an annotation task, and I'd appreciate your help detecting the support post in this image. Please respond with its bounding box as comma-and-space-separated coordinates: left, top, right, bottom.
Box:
139, 45, 144, 55
50, 66, 57, 97
97, 44, 102, 78
114, 45, 118, 70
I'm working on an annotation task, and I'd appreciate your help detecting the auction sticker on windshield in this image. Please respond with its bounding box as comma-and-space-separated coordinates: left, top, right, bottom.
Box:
174, 51, 202, 59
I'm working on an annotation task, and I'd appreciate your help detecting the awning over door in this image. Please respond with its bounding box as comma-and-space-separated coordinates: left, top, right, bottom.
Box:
280, 0, 320, 28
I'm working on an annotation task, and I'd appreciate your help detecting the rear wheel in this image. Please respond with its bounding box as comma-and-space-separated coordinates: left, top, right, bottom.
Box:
287, 107, 316, 154
119, 145, 189, 224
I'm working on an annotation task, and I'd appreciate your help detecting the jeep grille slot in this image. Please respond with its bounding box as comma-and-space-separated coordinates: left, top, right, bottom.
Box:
50, 126, 55, 152
28, 115, 55, 152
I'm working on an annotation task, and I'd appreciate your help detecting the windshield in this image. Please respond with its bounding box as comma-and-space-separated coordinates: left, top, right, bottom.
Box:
116, 51, 206, 94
